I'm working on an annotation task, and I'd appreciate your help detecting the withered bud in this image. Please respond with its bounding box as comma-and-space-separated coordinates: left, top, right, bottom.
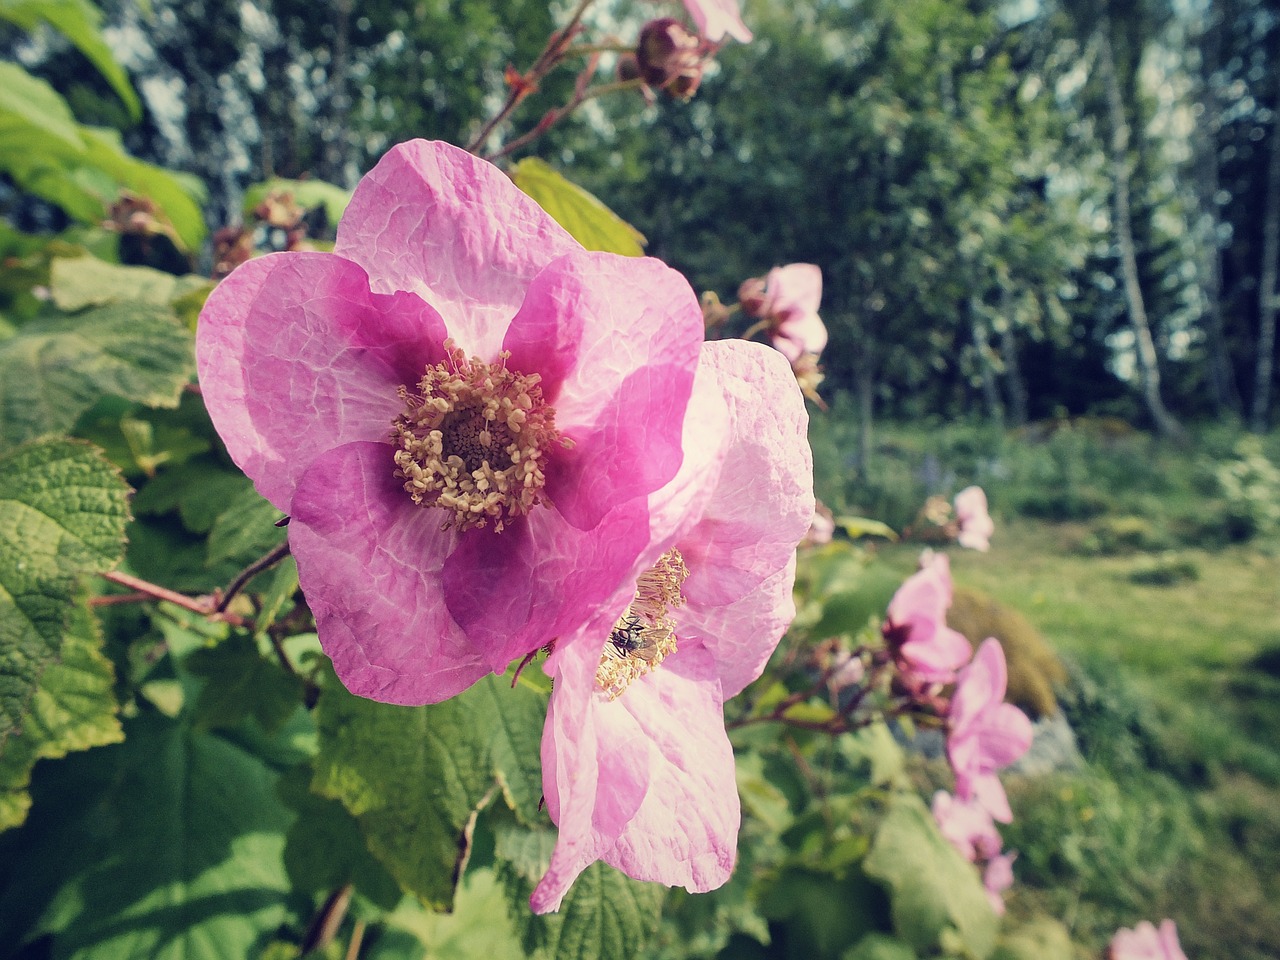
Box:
252, 190, 304, 230
104, 191, 162, 236
212, 225, 254, 281
616, 52, 642, 84
737, 276, 768, 317
636, 18, 704, 100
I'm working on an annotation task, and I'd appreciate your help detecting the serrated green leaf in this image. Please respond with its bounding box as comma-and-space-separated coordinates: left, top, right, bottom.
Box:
0, 439, 128, 756
312, 670, 548, 909
0, 0, 142, 119
0, 712, 295, 958
0, 600, 121, 831
132, 461, 252, 532
244, 177, 353, 225
0, 302, 194, 452
840, 721, 907, 788
185, 633, 305, 733
511, 158, 646, 257
863, 794, 998, 959
545, 862, 664, 960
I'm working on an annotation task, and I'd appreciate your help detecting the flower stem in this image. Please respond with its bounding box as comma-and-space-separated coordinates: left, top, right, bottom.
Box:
96, 570, 247, 627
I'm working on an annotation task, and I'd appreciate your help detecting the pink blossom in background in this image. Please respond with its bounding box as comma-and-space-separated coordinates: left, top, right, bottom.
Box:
954, 485, 995, 551
947, 638, 1034, 822
883, 552, 972, 691
530, 341, 813, 913
931, 790, 1001, 863
760, 264, 828, 364
1108, 919, 1189, 960
982, 852, 1016, 916
802, 499, 836, 547
196, 139, 706, 705
681, 0, 752, 43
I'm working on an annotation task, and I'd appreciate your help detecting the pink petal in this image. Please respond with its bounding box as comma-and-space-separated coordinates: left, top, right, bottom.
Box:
676, 342, 813, 610
287, 441, 490, 704
771, 311, 828, 364
502, 250, 705, 531
766, 263, 822, 318
977, 702, 1034, 769
950, 638, 1008, 734
900, 624, 973, 681
334, 139, 580, 360
532, 637, 737, 913
197, 252, 449, 512
971, 771, 1013, 823
682, 0, 752, 42
440, 499, 654, 670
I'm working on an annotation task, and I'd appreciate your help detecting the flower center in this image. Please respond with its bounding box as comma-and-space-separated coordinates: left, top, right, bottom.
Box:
596, 549, 689, 699
391, 341, 564, 532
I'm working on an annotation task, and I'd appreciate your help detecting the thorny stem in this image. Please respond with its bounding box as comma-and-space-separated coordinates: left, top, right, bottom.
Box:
464, 0, 598, 154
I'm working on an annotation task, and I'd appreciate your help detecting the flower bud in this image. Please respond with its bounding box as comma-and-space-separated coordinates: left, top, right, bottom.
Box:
737, 276, 768, 317
636, 18, 704, 99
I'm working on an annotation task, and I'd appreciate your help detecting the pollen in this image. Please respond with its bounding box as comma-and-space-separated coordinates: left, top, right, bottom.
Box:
596, 549, 689, 699
391, 341, 566, 532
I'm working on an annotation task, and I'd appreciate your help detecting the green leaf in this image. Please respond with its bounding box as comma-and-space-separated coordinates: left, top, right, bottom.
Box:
0, 0, 142, 119
0, 601, 122, 831
511, 158, 646, 257
311, 670, 547, 909
0, 439, 128, 756
277, 763, 403, 912
243, 176, 353, 225
543, 862, 664, 960
990, 918, 1074, 960
185, 633, 305, 733
837, 516, 899, 541
0, 302, 194, 452
49, 256, 214, 312
839, 721, 907, 789
862, 793, 998, 959
0, 712, 296, 958
0, 67, 205, 250
843, 933, 919, 960
204, 484, 288, 569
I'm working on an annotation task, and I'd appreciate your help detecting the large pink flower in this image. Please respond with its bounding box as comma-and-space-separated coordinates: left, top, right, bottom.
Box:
947, 638, 1033, 823
1109, 919, 1188, 960
954, 485, 995, 552
196, 139, 705, 705
883, 552, 972, 691
529, 341, 812, 912
681, 0, 752, 43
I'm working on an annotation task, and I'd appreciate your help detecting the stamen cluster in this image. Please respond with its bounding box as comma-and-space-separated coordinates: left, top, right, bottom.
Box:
596, 549, 689, 698
391, 341, 564, 532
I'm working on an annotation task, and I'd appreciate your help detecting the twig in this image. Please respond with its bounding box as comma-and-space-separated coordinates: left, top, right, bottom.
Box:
216, 540, 292, 612
484, 77, 644, 162
464, 0, 598, 154
97, 570, 247, 627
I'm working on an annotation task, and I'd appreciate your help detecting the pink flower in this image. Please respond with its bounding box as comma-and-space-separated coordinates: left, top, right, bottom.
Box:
739, 264, 827, 364
529, 341, 813, 912
681, 0, 752, 43
947, 638, 1034, 822
982, 851, 1016, 916
1109, 920, 1188, 960
954, 485, 994, 552
801, 499, 835, 547
196, 139, 705, 705
883, 552, 972, 691
931, 790, 1001, 863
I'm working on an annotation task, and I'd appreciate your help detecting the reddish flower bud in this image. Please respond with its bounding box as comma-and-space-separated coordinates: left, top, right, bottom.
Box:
737, 276, 768, 317
636, 18, 704, 99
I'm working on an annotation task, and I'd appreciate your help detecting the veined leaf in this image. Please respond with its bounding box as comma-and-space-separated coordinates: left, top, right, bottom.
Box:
311, 670, 547, 909
0, 601, 122, 831
0, 301, 194, 453
0, 439, 129, 757
511, 158, 646, 257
